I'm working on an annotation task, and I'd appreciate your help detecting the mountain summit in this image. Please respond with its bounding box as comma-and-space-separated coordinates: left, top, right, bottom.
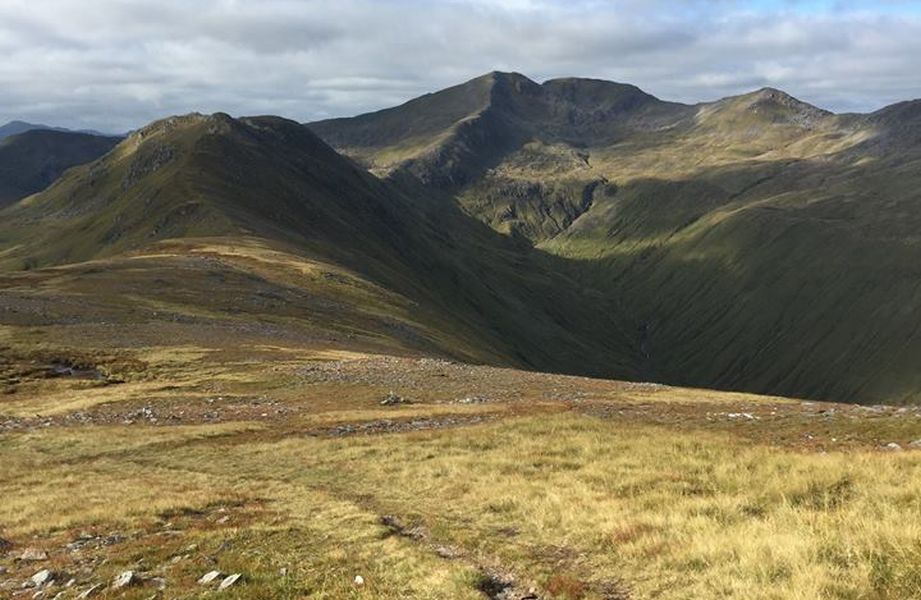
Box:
309, 72, 691, 186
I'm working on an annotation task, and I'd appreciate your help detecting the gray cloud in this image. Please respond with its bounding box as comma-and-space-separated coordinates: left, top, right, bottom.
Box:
1, 0, 920, 132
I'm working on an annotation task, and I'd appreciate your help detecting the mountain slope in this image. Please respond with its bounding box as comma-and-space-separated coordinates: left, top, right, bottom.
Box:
0, 129, 120, 208
0, 112, 638, 379
310, 73, 921, 404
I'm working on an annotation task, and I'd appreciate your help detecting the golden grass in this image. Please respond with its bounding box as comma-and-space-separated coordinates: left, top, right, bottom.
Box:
0, 423, 257, 533
4, 408, 918, 599
192, 415, 920, 600
2, 333, 920, 599
0, 381, 173, 417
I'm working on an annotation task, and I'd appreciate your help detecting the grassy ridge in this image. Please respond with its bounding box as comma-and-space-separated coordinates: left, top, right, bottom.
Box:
0, 113, 639, 379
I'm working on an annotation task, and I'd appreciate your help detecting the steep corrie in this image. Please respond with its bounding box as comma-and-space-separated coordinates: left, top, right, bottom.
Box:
311, 72, 921, 404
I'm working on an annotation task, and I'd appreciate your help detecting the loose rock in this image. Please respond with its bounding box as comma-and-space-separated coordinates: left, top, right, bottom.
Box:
884, 442, 903, 451
218, 574, 242, 590
354, 575, 365, 586
19, 548, 48, 561
380, 391, 407, 406
434, 545, 461, 559
456, 396, 487, 404
30, 569, 53, 587
76, 584, 102, 599
112, 571, 135, 588
198, 570, 223, 585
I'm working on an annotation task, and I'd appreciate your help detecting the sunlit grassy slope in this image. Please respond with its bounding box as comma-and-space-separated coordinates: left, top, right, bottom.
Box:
311, 72, 921, 405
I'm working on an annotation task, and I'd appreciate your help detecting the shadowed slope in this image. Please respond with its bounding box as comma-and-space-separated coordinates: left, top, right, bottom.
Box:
0, 112, 638, 378
0, 130, 120, 208
310, 73, 921, 404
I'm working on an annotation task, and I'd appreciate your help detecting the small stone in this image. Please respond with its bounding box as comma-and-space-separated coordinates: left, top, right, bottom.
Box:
354, 575, 364, 586
112, 570, 135, 588
150, 577, 167, 590
19, 548, 48, 561
31, 569, 53, 587
279, 567, 288, 577
198, 570, 222, 585
218, 574, 242, 590
380, 391, 407, 406
216, 516, 230, 524
884, 442, 903, 451
457, 395, 486, 404
909, 439, 921, 448
77, 583, 102, 599
434, 545, 460, 559
380, 514, 405, 531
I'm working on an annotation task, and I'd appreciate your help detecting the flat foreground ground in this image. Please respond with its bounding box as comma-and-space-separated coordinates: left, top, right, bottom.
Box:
3, 337, 921, 599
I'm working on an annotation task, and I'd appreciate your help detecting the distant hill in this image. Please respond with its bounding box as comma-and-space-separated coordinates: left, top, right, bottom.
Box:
0, 120, 112, 141
311, 72, 921, 404
0, 129, 120, 207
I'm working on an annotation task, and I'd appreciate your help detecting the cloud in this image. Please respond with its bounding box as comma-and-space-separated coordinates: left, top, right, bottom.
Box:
1, 0, 920, 131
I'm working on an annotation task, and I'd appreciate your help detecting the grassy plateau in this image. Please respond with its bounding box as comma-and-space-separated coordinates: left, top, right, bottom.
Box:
2, 324, 921, 599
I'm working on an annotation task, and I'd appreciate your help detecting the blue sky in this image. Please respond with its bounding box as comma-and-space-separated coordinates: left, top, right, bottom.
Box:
1, 0, 920, 132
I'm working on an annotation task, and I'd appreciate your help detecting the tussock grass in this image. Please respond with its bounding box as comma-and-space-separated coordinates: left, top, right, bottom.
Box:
4, 412, 917, 598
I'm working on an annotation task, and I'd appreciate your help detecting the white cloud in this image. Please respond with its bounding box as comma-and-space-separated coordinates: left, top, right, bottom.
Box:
0, 0, 919, 131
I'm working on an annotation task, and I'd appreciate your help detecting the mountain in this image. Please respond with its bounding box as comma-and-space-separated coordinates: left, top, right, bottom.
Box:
0, 129, 120, 207
309, 71, 692, 188
3, 73, 921, 404
310, 72, 921, 404
0, 120, 112, 141
0, 120, 54, 140
0, 112, 636, 378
